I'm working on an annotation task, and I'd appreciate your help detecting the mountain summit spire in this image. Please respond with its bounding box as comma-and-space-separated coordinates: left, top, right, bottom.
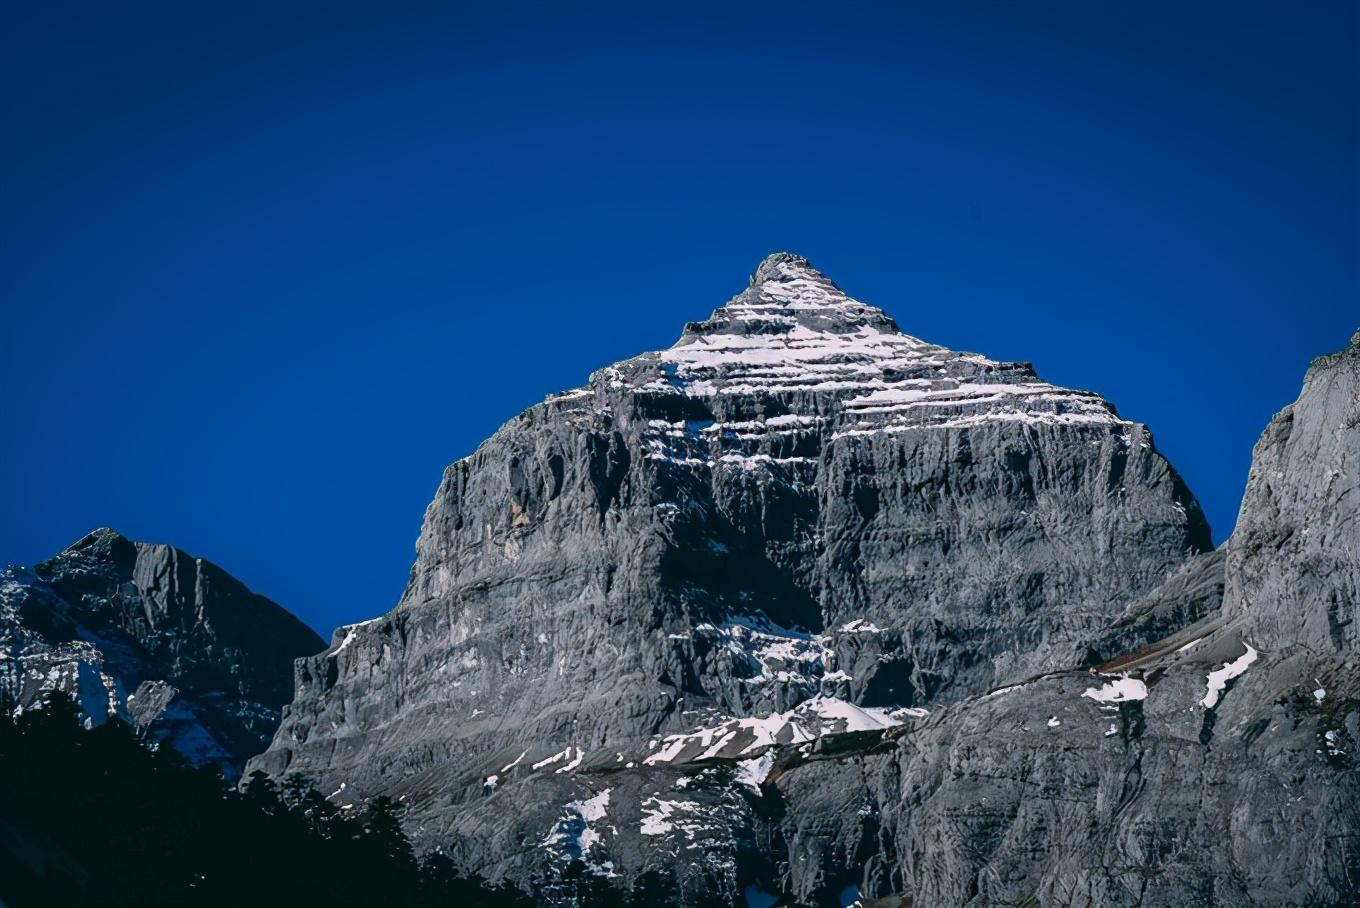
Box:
750, 251, 820, 286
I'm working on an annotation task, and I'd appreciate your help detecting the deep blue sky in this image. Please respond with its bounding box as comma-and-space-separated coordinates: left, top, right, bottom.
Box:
3, 2, 1355, 636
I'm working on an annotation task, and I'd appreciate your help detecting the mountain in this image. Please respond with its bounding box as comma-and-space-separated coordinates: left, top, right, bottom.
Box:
0, 528, 324, 777
246, 253, 1265, 903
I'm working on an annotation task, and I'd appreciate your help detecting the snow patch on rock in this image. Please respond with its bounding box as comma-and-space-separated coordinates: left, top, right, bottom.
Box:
643, 696, 912, 766
1202, 644, 1259, 709
1082, 677, 1148, 704
542, 789, 613, 874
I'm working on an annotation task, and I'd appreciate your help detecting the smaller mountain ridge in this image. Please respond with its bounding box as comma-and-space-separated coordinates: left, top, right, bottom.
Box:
0, 528, 324, 777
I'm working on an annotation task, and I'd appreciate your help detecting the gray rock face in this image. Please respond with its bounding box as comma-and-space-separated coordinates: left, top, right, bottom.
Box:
1081, 548, 1226, 668
0, 528, 324, 776
760, 328, 1360, 907
1226, 331, 1360, 652
249, 253, 1221, 901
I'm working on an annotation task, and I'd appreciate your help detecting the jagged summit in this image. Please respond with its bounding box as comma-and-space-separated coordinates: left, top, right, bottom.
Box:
2, 530, 324, 776
587, 253, 1131, 435
748, 251, 834, 288
718, 252, 901, 335
50, 525, 136, 563
73, 525, 124, 542
53, 525, 127, 551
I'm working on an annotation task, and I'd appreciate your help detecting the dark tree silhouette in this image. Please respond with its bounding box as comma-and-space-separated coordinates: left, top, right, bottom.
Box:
0, 692, 534, 907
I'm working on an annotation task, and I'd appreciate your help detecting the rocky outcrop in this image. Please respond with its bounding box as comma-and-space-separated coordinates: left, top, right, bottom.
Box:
249, 253, 1219, 902
1226, 331, 1360, 652
0, 528, 324, 776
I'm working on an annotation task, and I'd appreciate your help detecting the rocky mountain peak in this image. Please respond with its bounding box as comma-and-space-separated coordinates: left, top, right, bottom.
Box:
723, 251, 899, 334
614, 253, 936, 402
748, 251, 829, 287
583, 254, 1139, 443
68, 526, 126, 546
2, 530, 324, 776
43, 526, 138, 572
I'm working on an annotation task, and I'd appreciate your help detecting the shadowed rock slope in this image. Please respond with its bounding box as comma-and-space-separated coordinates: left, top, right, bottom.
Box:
247, 254, 1238, 903
1, 528, 324, 777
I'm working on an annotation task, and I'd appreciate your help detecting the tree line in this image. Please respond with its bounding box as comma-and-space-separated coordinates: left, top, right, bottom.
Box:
0, 692, 686, 906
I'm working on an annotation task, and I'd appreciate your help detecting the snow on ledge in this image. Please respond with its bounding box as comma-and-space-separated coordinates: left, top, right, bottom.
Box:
1202, 643, 1259, 709
532, 747, 573, 770
734, 752, 776, 792
642, 696, 916, 766
639, 796, 699, 836
330, 616, 382, 656
1082, 676, 1148, 704
555, 747, 585, 773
